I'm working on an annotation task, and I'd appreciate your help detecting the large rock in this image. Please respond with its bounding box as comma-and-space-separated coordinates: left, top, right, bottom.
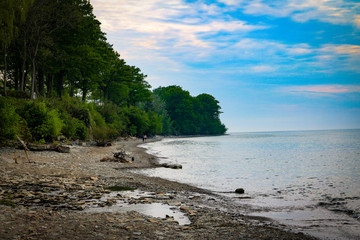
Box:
235, 188, 245, 194
56, 145, 71, 153
161, 163, 182, 169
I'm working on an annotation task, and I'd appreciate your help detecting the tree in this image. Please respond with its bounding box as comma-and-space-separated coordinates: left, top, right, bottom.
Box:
0, 0, 33, 96
153, 86, 227, 135
154, 86, 197, 134
195, 94, 227, 134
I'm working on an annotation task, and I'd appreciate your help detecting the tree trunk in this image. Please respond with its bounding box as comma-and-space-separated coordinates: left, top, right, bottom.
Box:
103, 86, 109, 101
30, 37, 40, 99
55, 70, 65, 97
14, 64, 20, 90
30, 58, 36, 99
46, 74, 53, 96
37, 67, 44, 96
20, 39, 27, 91
69, 78, 74, 97
82, 88, 87, 101
24, 67, 29, 91
3, 50, 7, 96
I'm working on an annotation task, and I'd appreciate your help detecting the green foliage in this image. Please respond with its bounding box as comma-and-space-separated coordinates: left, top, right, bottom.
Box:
92, 126, 117, 145
17, 118, 32, 142
0, 97, 20, 143
89, 105, 106, 129
147, 111, 162, 136
153, 86, 227, 135
62, 115, 88, 140
18, 100, 63, 142
96, 102, 127, 135
123, 106, 149, 137
47, 109, 63, 138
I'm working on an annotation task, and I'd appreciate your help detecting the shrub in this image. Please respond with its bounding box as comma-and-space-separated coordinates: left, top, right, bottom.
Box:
75, 120, 88, 140
0, 97, 20, 143
59, 95, 91, 127
46, 109, 63, 140
62, 116, 88, 140
123, 106, 149, 137
89, 106, 106, 129
92, 126, 117, 145
19, 101, 63, 142
17, 118, 32, 142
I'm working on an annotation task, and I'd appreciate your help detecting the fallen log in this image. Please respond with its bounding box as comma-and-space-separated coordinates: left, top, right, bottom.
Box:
23, 144, 70, 153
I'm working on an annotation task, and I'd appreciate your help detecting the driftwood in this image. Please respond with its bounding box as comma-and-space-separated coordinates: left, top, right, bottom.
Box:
14, 149, 18, 164
100, 150, 133, 163
25, 144, 70, 153
16, 135, 31, 163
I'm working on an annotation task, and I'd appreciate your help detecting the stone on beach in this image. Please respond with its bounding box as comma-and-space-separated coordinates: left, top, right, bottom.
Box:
235, 188, 245, 194
161, 163, 183, 169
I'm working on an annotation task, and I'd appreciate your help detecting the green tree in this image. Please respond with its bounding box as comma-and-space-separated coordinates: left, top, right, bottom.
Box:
0, 0, 33, 96
153, 86, 197, 135
195, 94, 227, 134
153, 86, 227, 135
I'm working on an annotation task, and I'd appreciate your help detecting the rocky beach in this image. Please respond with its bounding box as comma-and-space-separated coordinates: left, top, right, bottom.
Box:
0, 138, 317, 240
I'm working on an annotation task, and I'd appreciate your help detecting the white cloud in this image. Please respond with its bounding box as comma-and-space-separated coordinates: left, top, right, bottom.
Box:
92, 0, 264, 51
92, 1, 360, 80
281, 84, 360, 98
232, 38, 313, 57
218, 0, 244, 6
219, 0, 360, 27
354, 15, 360, 28
317, 44, 360, 72
251, 65, 278, 73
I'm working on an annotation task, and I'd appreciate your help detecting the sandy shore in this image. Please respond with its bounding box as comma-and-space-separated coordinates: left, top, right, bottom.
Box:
0, 138, 318, 239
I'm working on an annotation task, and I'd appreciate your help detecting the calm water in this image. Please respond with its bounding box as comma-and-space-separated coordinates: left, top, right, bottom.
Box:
136, 130, 360, 239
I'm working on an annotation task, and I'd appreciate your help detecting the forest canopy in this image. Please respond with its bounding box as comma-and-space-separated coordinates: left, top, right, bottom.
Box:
0, 0, 227, 144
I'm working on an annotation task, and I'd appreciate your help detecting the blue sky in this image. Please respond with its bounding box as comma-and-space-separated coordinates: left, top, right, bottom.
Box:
91, 0, 360, 132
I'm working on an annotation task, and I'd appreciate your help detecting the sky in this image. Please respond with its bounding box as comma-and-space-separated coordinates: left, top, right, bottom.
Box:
91, 0, 360, 132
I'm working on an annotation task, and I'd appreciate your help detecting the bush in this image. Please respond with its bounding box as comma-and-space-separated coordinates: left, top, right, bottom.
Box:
123, 106, 149, 137
58, 95, 91, 127
62, 115, 88, 140
0, 97, 20, 143
19, 100, 63, 142
89, 105, 106, 129
92, 126, 117, 145
75, 120, 88, 140
47, 109, 63, 139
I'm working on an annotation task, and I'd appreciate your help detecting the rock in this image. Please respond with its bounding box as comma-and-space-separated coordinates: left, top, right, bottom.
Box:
180, 206, 190, 211
169, 164, 182, 169
235, 188, 245, 194
162, 163, 182, 169
56, 145, 70, 153
57, 135, 66, 141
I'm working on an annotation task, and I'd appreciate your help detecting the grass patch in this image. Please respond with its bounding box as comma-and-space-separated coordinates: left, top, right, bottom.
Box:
0, 199, 16, 207
104, 186, 136, 191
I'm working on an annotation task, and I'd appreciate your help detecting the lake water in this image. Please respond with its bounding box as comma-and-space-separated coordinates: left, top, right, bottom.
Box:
135, 130, 360, 239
